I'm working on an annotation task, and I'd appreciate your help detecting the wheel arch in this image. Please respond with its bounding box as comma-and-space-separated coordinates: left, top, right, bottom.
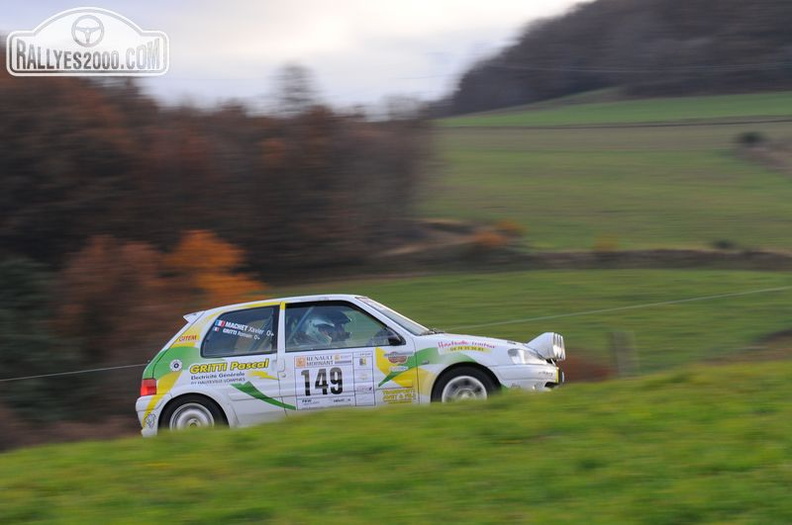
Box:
158, 392, 230, 429
430, 362, 501, 402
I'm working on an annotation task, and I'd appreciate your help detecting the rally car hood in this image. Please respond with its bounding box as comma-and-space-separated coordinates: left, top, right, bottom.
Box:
414, 332, 565, 362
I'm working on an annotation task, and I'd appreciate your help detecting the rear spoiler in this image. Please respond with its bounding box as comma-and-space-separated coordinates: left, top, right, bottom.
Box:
183, 311, 204, 323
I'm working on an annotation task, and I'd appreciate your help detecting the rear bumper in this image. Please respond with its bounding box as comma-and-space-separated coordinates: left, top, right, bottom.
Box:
136, 394, 172, 437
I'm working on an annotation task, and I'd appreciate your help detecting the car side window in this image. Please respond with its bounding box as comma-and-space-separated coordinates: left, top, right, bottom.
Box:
285, 302, 397, 352
202, 306, 278, 358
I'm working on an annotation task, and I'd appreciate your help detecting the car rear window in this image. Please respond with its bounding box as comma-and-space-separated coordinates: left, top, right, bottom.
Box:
202, 306, 278, 357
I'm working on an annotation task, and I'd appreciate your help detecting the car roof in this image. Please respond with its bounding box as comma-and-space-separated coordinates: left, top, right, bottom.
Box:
183, 294, 368, 322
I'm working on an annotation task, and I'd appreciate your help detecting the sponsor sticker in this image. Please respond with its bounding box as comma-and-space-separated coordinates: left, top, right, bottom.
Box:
382, 388, 415, 404
189, 360, 270, 374
385, 352, 409, 364
438, 340, 495, 353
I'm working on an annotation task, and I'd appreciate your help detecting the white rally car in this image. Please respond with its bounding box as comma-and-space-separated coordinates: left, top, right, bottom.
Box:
136, 294, 565, 436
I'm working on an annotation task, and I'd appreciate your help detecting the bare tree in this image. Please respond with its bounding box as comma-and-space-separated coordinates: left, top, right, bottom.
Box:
274, 63, 320, 117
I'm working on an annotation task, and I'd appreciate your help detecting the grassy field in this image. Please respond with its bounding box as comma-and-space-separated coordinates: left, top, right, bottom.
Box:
437, 91, 792, 127
3, 268, 789, 522
427, 121, 792, 252
2, 361, 790, 524
2, 92, 791, 524
286, 93, 792, 371
271, 269, 792, 373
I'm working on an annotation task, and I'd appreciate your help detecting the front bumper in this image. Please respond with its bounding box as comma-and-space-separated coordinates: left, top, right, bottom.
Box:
491, 363, 562, 392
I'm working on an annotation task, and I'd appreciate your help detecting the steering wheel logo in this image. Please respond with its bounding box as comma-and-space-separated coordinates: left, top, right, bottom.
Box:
71, 15, 105, 47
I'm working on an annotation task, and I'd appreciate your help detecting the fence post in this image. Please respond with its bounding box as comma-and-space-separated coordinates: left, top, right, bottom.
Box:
610, 331, 638, 377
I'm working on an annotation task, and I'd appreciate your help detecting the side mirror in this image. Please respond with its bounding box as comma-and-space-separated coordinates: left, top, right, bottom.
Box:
370, 328, 405, 347
386, 329, 405, 346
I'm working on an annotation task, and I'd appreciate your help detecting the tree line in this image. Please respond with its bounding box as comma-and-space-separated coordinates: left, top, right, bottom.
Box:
442, 0, 792, 115
0, 54, 429, 436
0, 66, 430, 271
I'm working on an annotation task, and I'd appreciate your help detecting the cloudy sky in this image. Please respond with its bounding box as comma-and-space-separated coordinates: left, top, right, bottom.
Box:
2, 0, 583, 108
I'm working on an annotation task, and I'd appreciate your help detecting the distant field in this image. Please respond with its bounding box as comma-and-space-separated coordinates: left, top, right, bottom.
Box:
2, 361, 790, 524
270, 269, 792, 373
438, 91, 792, 127
426, 119, 792, 252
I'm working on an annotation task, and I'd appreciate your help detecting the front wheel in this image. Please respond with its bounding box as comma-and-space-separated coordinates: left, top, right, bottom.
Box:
161, 395, 225, 431
432, 367, 497, 402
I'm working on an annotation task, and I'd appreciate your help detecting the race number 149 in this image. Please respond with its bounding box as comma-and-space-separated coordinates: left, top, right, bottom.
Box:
300, 367, 343, 396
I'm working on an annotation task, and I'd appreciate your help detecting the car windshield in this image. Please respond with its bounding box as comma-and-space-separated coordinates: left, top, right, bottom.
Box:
358, 297, 428, 336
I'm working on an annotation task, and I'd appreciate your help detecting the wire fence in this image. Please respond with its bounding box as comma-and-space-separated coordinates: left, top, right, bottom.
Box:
1, 284, 790, 384
0, 364, 148, 384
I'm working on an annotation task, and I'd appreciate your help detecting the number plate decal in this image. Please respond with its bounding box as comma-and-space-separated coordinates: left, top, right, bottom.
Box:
293, 352, 375, 409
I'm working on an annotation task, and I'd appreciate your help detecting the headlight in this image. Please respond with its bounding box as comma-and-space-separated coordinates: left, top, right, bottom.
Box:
525, 332, 566, 361
508, 348, 527, 365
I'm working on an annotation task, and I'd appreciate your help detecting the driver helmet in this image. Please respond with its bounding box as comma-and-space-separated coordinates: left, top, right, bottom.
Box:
305, 314, 339, 344
305, 310, 351, 344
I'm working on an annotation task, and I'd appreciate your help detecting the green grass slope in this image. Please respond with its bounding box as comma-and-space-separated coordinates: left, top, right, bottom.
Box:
438, 91, 792, 127
275, 269, 792, 373
2, 361, 790, 524
428, 118, 792, 252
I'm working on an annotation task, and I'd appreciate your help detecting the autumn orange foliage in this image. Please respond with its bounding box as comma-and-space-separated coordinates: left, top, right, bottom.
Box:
164, 230, 266, 308
471, 229, 510, 250
56, 236, 175, 364
46, 232, 266, 416
57, 232, 266, 366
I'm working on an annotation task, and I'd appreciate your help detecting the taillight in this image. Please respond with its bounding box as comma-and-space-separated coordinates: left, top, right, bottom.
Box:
140, 378, 157, 396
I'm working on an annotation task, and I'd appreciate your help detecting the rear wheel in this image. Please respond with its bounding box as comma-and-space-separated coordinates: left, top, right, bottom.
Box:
432, 367, 497, 402
161, 395, 225, 431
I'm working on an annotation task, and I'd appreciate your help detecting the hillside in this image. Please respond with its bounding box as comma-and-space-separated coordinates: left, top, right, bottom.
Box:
439, 91, 792, 128
3, 90, 791, 454
428, 92, 792, 253
1, 361, 790, 524
445, 0, 792, 115
272, 269, 792, 373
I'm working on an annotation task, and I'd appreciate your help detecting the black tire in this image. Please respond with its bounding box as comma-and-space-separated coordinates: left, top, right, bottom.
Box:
160, 395, 226, 431
431, 366, 497, 402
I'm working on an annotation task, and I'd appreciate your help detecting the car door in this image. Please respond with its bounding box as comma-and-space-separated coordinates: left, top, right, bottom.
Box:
201, 304, 287, 426
277, 300, 417, 412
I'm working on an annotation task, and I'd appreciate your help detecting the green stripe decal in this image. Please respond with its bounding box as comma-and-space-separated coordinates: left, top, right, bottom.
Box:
378, 347, 475, 386
232, 381, 296, 411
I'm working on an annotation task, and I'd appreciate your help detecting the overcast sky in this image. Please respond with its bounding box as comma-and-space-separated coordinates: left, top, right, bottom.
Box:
2, 0, 583, 109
